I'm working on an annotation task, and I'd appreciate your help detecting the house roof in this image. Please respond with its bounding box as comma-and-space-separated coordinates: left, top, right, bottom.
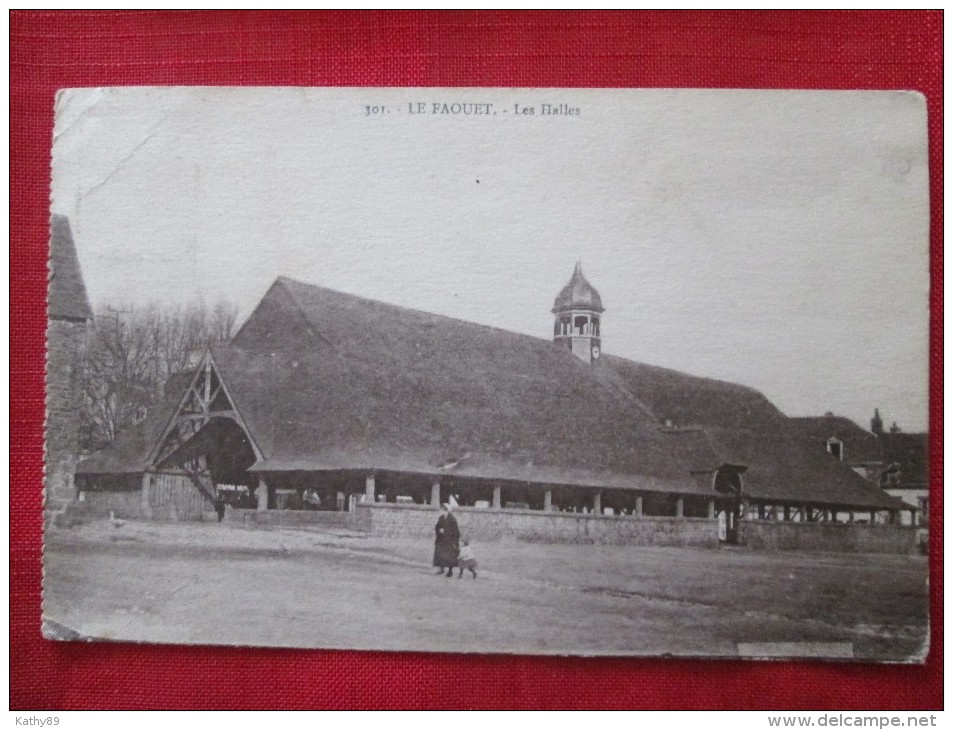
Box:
879, 432, 928, 488
75, 375, 191, 476
705, 427, 902, 509
48, 215, 93, 321
786, 415, 883, 465
76, 275, 908, 510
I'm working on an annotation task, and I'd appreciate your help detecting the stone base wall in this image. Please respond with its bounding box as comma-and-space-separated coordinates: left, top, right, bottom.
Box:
354, 503, 719, 547
740, 520, 918, 554
224, 508, 355, 530
68, 487, 919, 555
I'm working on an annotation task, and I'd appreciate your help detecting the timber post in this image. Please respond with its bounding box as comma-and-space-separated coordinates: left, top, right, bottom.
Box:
635, 496, 643, 517
593, 491, 602, 515
492, 485, 502, 509
257, 477, 269, 511
365, 474, 376, 503
708, 500, 716, 519
676, 497, 684, 518
543, 489, 552, 512
140, 471, 153, 519
431, 481, 441, 506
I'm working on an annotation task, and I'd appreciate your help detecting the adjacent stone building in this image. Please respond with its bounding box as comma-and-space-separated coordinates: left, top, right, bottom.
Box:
46, 215, 92, 519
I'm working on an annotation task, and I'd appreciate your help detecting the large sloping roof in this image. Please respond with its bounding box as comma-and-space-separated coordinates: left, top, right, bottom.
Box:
231, 277, 691, 493
786, 415, 883, 465
206, 345, 289, 460
601, 356, 786, 432
663, 428, 725, 474
48, 215, 93, 321
78, 275, 908, 510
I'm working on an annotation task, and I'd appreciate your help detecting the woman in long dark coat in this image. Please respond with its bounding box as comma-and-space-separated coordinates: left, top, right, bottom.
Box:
433, 503, 460, 577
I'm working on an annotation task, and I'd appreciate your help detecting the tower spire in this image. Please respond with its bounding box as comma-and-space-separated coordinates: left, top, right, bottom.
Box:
552, 263, 604, 365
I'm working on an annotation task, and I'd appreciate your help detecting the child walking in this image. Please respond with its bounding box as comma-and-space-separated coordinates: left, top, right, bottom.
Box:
457, 539, 477, 579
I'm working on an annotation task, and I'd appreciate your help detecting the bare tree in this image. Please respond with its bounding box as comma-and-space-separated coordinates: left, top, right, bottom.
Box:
79, 298, 239, 453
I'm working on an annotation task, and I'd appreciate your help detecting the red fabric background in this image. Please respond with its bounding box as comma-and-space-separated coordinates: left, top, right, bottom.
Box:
10, 11, 942, 710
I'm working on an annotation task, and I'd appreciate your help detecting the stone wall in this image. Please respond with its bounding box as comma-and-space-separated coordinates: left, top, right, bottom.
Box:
354, 503, 719, 547
72, 487, 919, 555
77, 488, 143, 520
45, 317, 87, 514
224, 508, 355, 530
740, 520, 918, 554
81, 472, 208, 522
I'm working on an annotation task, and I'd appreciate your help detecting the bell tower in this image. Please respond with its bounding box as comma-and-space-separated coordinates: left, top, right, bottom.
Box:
552, 262, 604, 365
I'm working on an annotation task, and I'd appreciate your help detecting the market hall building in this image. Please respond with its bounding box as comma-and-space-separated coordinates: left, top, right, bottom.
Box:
74, 265, 915, 551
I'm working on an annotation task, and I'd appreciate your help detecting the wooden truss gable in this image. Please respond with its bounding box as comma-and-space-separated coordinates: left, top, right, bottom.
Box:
149, 351, 259, 470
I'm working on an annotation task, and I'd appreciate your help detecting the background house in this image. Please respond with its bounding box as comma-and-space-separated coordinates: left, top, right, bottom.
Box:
790, 410, 929, 528
879, 429, 929, 528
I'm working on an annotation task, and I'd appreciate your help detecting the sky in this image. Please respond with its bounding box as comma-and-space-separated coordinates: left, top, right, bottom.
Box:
51, 87, 930, 432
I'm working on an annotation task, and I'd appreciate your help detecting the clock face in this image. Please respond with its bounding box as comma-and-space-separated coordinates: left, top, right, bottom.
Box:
591, 344, 601, 360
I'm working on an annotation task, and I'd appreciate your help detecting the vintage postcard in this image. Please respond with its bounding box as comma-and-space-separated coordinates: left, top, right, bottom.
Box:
44, 87, 929, 659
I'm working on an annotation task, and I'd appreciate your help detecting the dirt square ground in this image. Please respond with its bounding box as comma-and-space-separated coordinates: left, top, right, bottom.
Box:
42, 519, 928, 660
